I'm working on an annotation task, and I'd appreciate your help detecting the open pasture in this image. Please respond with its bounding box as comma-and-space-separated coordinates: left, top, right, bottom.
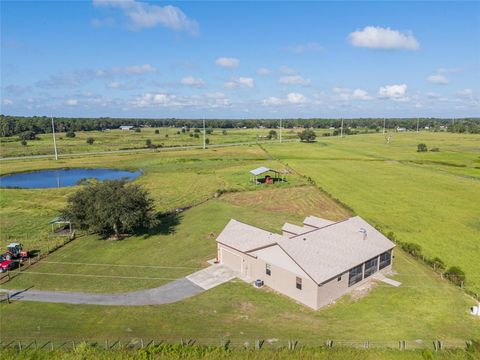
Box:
265, 132, 480, 294
0, 127, 307, 158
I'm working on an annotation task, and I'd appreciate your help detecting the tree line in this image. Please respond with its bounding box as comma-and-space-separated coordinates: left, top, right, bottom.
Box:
1, 115, 479, 137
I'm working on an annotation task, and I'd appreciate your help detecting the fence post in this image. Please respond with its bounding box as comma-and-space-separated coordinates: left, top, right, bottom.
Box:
51, 341, 54, 351
364, 340, 369, 349
140, 338, 144, 348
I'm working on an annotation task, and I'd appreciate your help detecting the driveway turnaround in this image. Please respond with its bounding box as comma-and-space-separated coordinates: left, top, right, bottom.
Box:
0, 264, 238, 306
186, 264, 238, 290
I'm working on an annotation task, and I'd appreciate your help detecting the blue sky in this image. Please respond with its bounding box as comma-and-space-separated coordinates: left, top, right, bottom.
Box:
1, 1, 479, 118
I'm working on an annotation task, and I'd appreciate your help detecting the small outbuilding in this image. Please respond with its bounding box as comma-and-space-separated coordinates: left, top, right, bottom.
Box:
249, 167, 287, 185
49, 216, 72, 235
120, 125, 135, 131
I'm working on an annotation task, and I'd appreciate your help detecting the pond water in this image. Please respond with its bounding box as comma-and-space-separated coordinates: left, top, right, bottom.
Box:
0, 168, 141, 189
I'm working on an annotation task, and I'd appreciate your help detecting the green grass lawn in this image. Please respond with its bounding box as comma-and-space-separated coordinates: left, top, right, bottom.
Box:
264, 132, 480, 294
1, 133, 479, 346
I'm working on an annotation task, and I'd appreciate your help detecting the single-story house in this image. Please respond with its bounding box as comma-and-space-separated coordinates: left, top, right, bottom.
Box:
216, 215, 395, 310
120, 125, 135, 131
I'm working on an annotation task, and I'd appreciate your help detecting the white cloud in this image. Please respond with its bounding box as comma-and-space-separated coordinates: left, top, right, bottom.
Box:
2, 98, 13, 105
93, 0, 198, 34
131, 92, 231, 108
257, 67, 271, 76
107, 81, 122, 89
348, 26, 419, 50
437, 67, 462, 74
261, 92, 308, 106
287, 92, 307, 104
285, 42, 323, 54
37, 64, 157, 88
378, 84, 408, 101
224, 77, 254, 89
279, 66, 296, 74
91, 17, 115, 28
278, 75, 311, 86
113, 64, 156, 74
215, 57, 239, 68
457, 88, 473, 99
427, 74, 449, 85
65, 99, 79, 106
180, 76, 204, 87
333, 87, 352, 100
352, 89, 373, 100
262, 97, 283, 106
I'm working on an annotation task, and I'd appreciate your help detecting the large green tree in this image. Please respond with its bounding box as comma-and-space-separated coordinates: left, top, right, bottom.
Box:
62, 179, 157, 239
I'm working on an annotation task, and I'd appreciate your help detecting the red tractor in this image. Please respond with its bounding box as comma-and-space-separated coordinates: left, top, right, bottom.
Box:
0, 253, 16, 273
5, 243, 29, 261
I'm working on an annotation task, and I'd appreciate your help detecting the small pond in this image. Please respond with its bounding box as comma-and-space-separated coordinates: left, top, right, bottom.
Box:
0, 168, 141, 189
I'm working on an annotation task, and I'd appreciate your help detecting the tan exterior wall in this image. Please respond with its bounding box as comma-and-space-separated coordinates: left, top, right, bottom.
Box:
218, 243, 318, 309
218, 243, 394, 311
316, 249, 394, 309
249, 256, 318, 309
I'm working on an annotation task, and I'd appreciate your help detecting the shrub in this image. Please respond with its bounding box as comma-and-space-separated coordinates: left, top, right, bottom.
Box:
189, 133, 193, 137
386, 231, 397, 242
165, 134, 169, 138
86, 137, 95, 145
19, 130, 37, 141
431, 257, 446, 271
268, 129, 277, 139
194, 128, 200, 133
417, 143, 428, 152
194, 133, 199, 138
135, 128, 141, 133
222, 130, 227, 135
155, 129, 160, 134
146, 139, 152, 148
444, 266, 465, 286
181, 128, 186, 133
66, 131, 76, 138
298, 129, 317, 142
20, 139, 27, 146
430, 147, 440, 152
176, 131, 180, 135
205, 138, 210, 145
401, 242, 422, 257
206, 128, 213, 135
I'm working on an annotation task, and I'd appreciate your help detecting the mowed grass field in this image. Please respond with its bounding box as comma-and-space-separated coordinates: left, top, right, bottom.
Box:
1, 133, 479, 345
0, 127, 308, 158
265, 132, 480, 294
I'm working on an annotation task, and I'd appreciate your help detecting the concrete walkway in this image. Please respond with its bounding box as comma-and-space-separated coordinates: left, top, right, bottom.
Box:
1, 278, 204, 306
0, 264, 237, 306
374, 273, 402, 287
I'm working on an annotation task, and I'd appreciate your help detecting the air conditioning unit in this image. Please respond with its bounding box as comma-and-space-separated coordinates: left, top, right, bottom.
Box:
254, 279, 264, 288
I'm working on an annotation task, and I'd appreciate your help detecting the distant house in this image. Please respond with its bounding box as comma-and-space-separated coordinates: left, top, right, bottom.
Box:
120, 126, 134, 131
396, 127, 407, 132
216, 215, 395, 310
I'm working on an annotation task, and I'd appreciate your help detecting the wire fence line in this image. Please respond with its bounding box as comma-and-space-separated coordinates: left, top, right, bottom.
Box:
0, 337, 474, 351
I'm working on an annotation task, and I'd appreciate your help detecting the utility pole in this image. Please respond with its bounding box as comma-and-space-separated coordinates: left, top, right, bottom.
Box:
279, 119, 283, 143
203, 117, 206, 149
340, 118, 344, 138
383, 118, 386, 134
416, 118, 419, 133
51, 116, 58, 160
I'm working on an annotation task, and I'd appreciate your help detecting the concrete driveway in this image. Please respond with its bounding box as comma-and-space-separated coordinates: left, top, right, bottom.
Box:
0, 264, 238, 306
186, 264, 238, 290
1, 278, 204, 306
